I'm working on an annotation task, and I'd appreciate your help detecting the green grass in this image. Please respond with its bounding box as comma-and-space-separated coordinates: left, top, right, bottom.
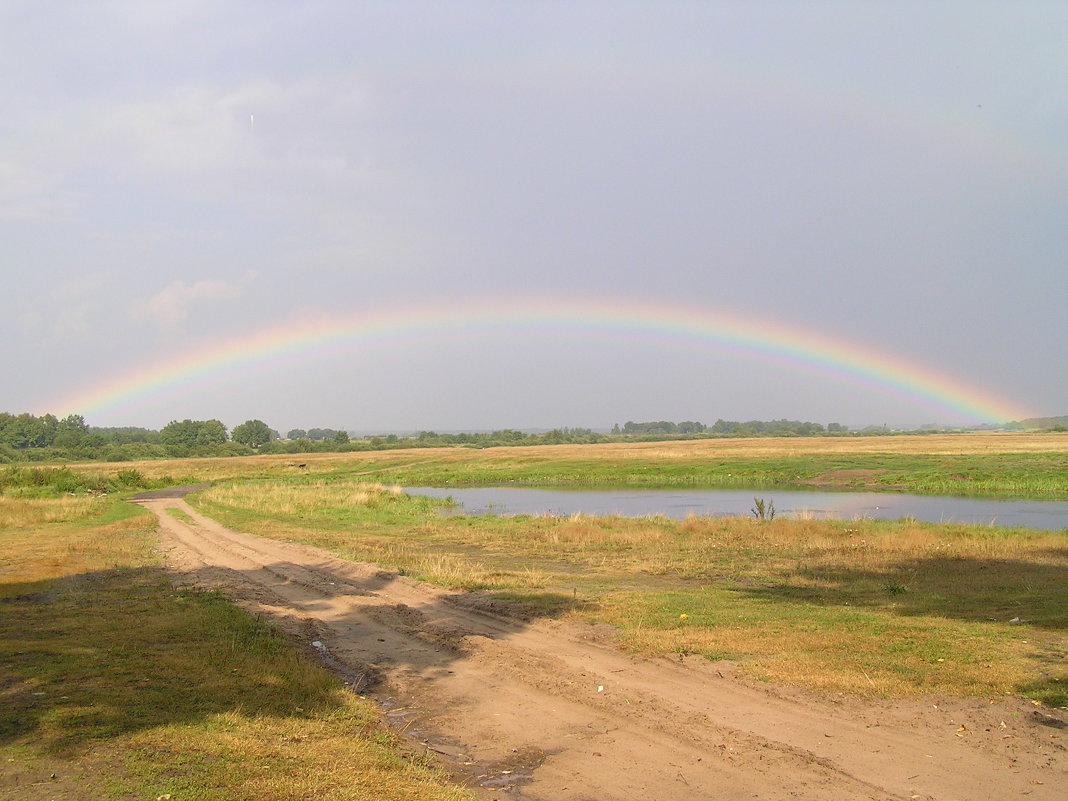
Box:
164, 506, 196, 525
363, 452, 1068, 498
0, 464, 179, 498
68, 432, 1068, 499
0, 494, 475, 801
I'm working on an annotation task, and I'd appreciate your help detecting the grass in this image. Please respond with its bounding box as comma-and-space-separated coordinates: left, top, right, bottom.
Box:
60, 431, 1068, 498
191, 478, 1068, 704
0, 493, 475, 801
164, 506, 196, 525
0, 465, 173, 498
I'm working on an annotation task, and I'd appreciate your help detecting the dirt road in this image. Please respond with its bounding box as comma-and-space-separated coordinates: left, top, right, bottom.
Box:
134, 492, 1066, 800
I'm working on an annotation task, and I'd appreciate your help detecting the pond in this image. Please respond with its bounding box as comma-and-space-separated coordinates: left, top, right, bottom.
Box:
405, 486, 1068, 531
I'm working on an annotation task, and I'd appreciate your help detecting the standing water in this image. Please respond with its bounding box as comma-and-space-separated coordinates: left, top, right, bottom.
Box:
405, 487, 1068, 531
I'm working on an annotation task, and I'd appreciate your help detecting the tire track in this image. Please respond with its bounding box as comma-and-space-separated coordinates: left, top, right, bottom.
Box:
135, 495, 1067, 801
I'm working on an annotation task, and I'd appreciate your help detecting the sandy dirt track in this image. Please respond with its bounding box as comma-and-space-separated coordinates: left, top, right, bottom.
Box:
134, 492, 1067, 800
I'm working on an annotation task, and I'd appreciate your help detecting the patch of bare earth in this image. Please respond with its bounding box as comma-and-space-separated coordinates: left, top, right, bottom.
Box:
134, 494, 1067, 801
802, 468, 895, 490
0, 751, 118, 800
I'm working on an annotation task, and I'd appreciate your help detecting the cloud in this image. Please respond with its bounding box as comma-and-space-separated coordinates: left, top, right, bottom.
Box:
0, 162, 59, 222
46, 271, 113, 337
15, 270, 119, 342
0, 71, 378, 225
133, 279, 242, 326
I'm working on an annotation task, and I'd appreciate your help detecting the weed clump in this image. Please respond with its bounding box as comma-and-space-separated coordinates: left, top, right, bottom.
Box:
751, 497, 776, 520
0, 466, 158, 498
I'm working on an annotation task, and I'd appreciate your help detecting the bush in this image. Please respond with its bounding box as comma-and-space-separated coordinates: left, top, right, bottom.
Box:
117, 469, 147, 487
53, 470, 87, 494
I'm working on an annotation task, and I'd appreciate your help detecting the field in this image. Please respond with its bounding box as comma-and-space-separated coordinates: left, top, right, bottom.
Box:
2, 432, 1066, 799
69, 431, 1068, 497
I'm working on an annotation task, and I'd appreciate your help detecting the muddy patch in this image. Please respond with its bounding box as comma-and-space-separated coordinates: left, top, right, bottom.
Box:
802, 468, 896, 490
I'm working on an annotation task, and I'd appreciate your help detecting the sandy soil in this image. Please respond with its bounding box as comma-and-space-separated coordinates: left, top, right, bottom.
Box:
134, 491, 1067, 801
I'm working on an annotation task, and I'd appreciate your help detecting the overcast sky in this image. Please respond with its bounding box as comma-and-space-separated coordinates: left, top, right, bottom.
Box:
3, 1, 1065, 433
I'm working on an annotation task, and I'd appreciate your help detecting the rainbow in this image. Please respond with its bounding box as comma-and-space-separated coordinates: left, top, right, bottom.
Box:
42, 297, 1032, 424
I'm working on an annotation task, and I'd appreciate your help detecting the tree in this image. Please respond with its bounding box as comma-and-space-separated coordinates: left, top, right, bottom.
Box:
287, 429, 307, 440
3, 413, 51, 448
232, 419, 274, 448
161, 419, 201, 449
161, 419, 227, 450
58, 413, 87, 434
53, 414, 88, 448
196, 419, 228, 446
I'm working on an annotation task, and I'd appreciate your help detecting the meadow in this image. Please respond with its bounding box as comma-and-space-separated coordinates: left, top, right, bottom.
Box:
0, 484, 474, 800
71, 431, 1068, 498
192, 476, 1068, 702
2, 432, 1066, 798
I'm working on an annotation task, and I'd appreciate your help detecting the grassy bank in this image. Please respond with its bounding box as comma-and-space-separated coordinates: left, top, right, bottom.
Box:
334, 450, 1068, 497
193, 479, 1068, 705
0, 493, 474, 800
65, 432, 1068, 499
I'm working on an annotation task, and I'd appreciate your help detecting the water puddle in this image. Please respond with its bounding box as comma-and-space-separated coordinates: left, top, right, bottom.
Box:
406, 487, 1068, 530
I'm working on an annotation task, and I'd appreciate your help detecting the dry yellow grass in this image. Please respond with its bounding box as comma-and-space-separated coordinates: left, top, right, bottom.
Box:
0, 494, 104, 527
205, 480, 405, 516
616, 617, 1036, 696
564, 431, 1068, 456
62, 431, 1068, 485
0, 501, 156, 590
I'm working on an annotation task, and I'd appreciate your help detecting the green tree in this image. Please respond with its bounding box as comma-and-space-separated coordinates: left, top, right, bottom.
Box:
161, 419, 201, 449
3, 413, 52, 448
232, 419, 274, 448
53, 414, 89, 448
286, 429, 307, 440
196, 419, 228, 446
162, 419, 229, 450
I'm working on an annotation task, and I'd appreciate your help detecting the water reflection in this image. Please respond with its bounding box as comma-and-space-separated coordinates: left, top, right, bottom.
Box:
405, 487, 1068, 531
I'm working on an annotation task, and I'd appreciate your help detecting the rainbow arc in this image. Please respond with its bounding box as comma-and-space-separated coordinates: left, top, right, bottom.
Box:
42, 298, 1032, 424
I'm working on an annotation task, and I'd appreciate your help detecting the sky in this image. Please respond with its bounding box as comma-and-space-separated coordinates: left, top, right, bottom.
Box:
2, 1, 1066, 434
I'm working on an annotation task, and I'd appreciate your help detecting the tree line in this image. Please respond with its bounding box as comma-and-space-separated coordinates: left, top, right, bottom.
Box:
3, 410, 1021, 464
614, 419, 855, 436
0, 413, 283, 462
614, 419, 848, 437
